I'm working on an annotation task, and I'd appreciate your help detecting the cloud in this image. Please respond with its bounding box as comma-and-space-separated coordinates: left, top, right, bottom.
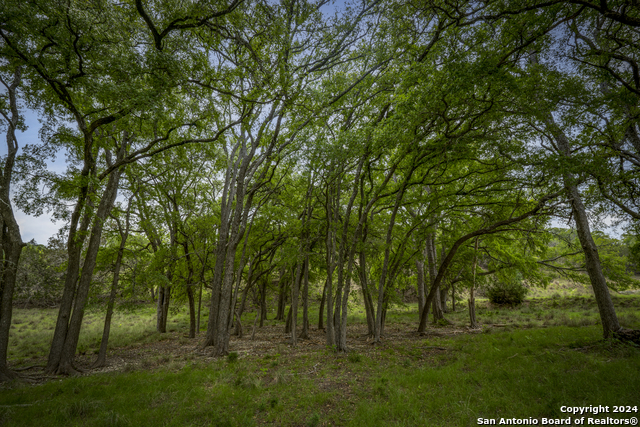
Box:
17, 211, 61, 245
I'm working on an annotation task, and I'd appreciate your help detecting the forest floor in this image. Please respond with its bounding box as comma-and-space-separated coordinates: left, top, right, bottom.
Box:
2, 290, 640, 426
83, 321, 475, 374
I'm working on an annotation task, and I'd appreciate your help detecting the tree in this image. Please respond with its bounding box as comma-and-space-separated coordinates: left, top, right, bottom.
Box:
0, 65, 25, 381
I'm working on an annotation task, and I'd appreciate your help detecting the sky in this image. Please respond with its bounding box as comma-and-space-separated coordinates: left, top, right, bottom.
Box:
2, 108, 65, 245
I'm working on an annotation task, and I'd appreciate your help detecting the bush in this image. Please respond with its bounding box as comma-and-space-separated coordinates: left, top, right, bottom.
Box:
486, 280, 528, 306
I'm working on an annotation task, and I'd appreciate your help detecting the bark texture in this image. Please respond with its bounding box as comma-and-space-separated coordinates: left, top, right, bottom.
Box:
0, 68, 24, 381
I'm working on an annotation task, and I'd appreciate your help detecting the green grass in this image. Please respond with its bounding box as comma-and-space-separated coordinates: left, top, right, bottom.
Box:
3, 292, 640, 426
7, 292, 640, 365
1, 325, 638, 426
7, 305, 194, 364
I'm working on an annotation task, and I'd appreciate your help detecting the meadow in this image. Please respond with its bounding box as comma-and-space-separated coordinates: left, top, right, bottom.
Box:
1, 282, 639, 426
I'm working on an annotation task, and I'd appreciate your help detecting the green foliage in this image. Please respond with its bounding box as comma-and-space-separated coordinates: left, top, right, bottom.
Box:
485, 278, 529, 306
15, 241, 65, 306
544, 229, 640, 290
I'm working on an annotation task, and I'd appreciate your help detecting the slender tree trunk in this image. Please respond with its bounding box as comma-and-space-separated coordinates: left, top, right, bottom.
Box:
260, 277, 267, 327
325, 224, 336, 347
285, 305, 293, 334
197, 283, 203, 334
318, 278, 327, 330
416, 257, 426, 320
337, 251, 357, 352
359, 249, 375, 338
426, 232, 443, 322
275, 267, 287, 321
289, 260, 302, 344
300, 255, 311, 340
156, 286, 166, 332
469, 238, 480, 329
93, 211, 130, 368
374, 189, 404, 342
203, 149, 235, 348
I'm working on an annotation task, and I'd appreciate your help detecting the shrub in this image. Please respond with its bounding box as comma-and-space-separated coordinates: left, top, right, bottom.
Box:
486, 279, 528, 306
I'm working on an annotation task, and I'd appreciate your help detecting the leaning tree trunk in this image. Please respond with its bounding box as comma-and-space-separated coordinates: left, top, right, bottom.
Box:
546, 118, 621, 338
417, 191, 561, 333
56, 160, 124, 375
0, 68, 24, 382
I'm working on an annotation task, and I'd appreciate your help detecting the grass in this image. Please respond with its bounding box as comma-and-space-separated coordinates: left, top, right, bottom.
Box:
7, 305, 194, 364
1, 325, 638, 426
2, 285, 639, 426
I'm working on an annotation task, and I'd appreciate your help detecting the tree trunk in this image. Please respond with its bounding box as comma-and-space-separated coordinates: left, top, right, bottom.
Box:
318, 278, 327, 330
46, 191, 94, 373
285, 305, 292, 334
359, 250, 375, 338
290, 262, 302, 345
0, 68, 24, 381
375, 189, 405, 342
93, 211, 130, 368
156, 286, 166, 332
325, 227, 336, 347
260, 277, 267, 327
56, 159, 124, 375
546, 118, 621, 338
197, 282, 203, 335
275, 267, 287, 321
300, 255, 311, 340
416, 257, 426, 321
0, 240, 22, 381
469, 237, 479, 328
426, 232, 444, 323
440, 285, 449, 313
